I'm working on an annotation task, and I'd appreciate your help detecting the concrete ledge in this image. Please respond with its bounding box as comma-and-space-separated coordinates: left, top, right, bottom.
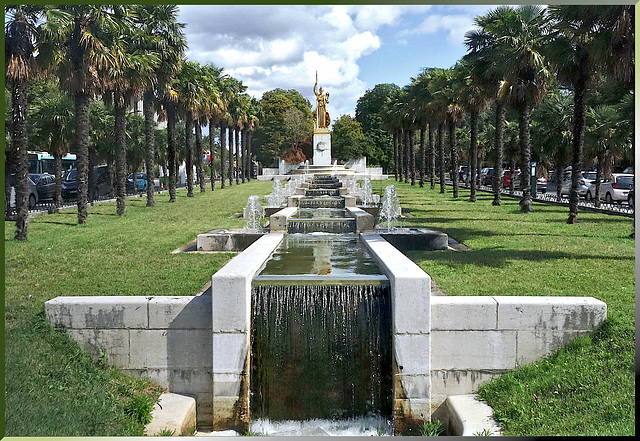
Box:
437, 394, 501, 436
196, 230, 266, 252
378, 228, 449, 251
269, 207, 297, 232
145, 392, 196, 436
346, 206, 374, 232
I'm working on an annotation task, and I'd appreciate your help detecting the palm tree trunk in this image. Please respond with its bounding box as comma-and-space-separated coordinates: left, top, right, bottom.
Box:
493, 102, 505, 205
410, 129, 416, 186
75, 93, 90, 224
449, 117, 459, 198
429, 122, 436, 190
167, 103, 177, 202
195, 122, 206, 192
393, 130, 398, 181
241, 128, 246, 183
235, 128, 240, 185
594, 153, 603, 208
519, 101, 532, 213
405, 129, 411, 184
246, 130, 253, 181
419, 126, 425, 188
115, 97, 127, 215
567, 75, 586, 224
209, 118, 216, 191
228, 127, 233, 186
398, 129, 404, 182
143, 91, 156, 207
12, 81, 29, 239
438, 121, 445, 193
219, 123, 226, 189
185, 115, 194, 197
470, 109, 479, 202
53, 148, 62, 211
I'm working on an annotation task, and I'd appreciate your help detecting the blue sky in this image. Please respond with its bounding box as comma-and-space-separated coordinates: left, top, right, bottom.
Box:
178, 4, 499, 121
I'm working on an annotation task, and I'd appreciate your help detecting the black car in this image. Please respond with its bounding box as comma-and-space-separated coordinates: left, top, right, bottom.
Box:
30, 173, 56, 202
62, 165, 111, 201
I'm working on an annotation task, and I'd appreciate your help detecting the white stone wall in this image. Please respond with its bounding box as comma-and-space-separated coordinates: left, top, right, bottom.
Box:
44, 294, 214, 426
430, 296, 607, 410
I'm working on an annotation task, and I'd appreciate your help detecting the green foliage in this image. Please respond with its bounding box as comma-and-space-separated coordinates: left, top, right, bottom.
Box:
331, 114, 368, 162
156, 428, 176, 436
355, 83, 400, 169
419, 419, 445, 436
123, 394, 155, 425
254, 88, 313, 166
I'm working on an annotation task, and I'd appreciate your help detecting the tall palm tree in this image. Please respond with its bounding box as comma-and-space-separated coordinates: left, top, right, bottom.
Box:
108, 10, 159, 215
547, 4, 634, 223
39, 5, 128, 223
200, 64, 227, 190
5, 5, 44, 239
135, 4, 186, 207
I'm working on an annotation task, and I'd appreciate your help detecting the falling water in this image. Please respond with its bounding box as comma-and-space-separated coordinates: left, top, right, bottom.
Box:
244, 195, 263, 232
378, 185, 401, 232
265, 178, 286, 206
250, 283, 393, 422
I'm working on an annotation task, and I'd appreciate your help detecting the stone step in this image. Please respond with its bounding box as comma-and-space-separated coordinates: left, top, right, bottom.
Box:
144, 393, 196, 436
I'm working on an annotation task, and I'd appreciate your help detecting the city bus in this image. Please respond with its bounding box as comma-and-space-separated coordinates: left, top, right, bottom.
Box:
27, 151, 76, 174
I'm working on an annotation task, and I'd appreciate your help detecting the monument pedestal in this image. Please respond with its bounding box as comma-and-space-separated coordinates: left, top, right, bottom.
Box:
313, 128, 331, 166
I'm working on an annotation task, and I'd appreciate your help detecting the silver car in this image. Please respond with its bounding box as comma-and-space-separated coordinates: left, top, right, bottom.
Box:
586, 173, 634, 204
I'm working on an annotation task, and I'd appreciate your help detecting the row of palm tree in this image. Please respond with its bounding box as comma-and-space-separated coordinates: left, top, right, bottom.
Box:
380, 4, 633, 223
5, 4, 263, 240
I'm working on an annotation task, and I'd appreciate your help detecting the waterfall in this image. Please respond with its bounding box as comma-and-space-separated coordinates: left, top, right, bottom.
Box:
250, 283, 392, 422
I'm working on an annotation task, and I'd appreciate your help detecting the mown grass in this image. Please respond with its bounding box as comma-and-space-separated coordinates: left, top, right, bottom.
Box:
373, 179, 635, 436
4, 181, 272, 436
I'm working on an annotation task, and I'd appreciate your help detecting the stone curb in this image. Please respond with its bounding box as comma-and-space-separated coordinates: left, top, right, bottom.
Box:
145, 392, 196, 436
443, 394, 501, 436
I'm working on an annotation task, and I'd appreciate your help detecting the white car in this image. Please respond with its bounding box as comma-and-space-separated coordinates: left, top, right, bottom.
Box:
585, 173, 634, 204
560, 171, 591, 197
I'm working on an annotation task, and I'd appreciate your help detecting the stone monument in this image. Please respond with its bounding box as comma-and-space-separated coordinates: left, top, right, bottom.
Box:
312, 72, 331, 165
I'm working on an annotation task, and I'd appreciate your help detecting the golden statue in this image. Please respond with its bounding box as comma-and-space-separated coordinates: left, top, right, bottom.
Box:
313, 72, 330, 129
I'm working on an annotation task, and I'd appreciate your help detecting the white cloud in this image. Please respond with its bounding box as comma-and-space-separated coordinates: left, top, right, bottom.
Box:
401, 14, 475, 46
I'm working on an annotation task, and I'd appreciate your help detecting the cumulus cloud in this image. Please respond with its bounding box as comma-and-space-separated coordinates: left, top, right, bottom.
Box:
400, 14, 476, 46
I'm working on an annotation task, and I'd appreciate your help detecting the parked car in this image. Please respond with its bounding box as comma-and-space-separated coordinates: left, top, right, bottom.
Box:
457, 166, 469, 183
536, 176, 547, 193
502, 169, 521, 189
481, 167, 494, 186
127, 172, 148, 192
560, 172, 591, 198
29, 173, 56, 202
628, 185, 634, 208
623, 165, 633, 174
5, 173, 39, 210
586, 173, 634, 204
62, 165, 110, 200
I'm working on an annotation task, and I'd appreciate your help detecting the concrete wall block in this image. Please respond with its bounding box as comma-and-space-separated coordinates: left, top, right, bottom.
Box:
212, 373, 246, 397
344, 195, 356, 207
430, 369, 504, 408
212, 396, 242, 429
212, 234, 283, 333
149, 295, 211, 329
195, 392, 214, 426
346, 207, 375, 232
393, 276, 430, 334
431, 330, 516, 370
431, 297, 497, 331
129, 329, 212, 369
68, 328, 130, 367
121, 368, 171, 389
496, 296, 607, 331
516, 329, 588, 366
394, 333, 430, 375
269, 207, 297, 231
212, 276, 250, 333
170, 369, 213, 396
394, 398, 431, 422
212, 333, 249, 374
396, 374, 431, 399
45, 296, 148, 329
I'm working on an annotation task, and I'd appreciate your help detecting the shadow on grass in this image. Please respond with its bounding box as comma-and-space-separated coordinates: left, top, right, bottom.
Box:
407, 247, 633, 269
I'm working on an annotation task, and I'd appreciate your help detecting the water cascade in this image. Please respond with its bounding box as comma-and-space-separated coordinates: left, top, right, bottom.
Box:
378, 185, 401, 231
243, 195, 263, 232
265, 178, 286, 206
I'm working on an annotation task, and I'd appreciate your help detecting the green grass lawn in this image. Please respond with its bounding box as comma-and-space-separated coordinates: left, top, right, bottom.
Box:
372, 179, 635, 436
4, 181, 272, 436
4, 178, 634, 436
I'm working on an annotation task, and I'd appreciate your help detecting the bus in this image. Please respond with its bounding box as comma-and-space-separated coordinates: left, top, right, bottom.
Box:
27, 151, 77, 174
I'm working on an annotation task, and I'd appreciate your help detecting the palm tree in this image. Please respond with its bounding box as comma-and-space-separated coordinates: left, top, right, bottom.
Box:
407, 72, 434, 188
135, 4, 186, 207
547, 4, 634, 223
39, 5, 129, 223
5, 5, 44, 239
200, 64, 227, 190
108, 9, 159, 215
